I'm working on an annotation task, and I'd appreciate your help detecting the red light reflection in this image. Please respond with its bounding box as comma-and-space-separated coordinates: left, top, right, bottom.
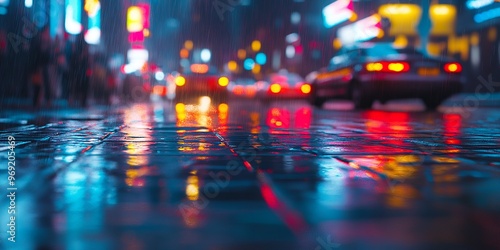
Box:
443, 113, 462, 153
266, 106, 312, 131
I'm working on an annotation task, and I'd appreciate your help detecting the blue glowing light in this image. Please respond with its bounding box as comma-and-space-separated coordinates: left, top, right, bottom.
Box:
0, 0, 9, 15
474, 7, 500, 23
243, 58, 255, 70
255, 53, 267, 65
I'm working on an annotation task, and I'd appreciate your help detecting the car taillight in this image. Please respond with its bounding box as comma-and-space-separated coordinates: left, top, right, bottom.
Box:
444, 63, 462, 73
218, 76, 229, 87
365, 62, 410, 73
270, 83, 281, 93
153, 85, 167, 96
233, 86, 244, 95
175, 76, 186, 86
300, 84, 311, 94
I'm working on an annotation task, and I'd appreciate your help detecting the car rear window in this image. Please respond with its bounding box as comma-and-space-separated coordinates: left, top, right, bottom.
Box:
364, 44, 424, 58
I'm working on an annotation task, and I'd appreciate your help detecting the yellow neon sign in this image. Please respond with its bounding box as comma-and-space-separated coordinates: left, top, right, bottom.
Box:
379, 4, 422, 36
127, 6, 143, 32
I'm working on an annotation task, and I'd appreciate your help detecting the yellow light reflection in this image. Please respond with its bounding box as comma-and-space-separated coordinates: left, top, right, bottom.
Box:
250, 112, 260, 134
218, 103, 229, 113
198, 96, 211, 113
123, 105, 153, 171
432, 156, 459, 164
186, 175, 199, 201
432, 165, 459, 183
181, 174, 201, 228
198, 142, 210, 151
197, 113, 210, 127
384, 155, 419, 179
176, 103, 186, 113
125, 166, 149, 187
126, 154, 148, 166
349, 162, 360, 169
387, 184, 419, 208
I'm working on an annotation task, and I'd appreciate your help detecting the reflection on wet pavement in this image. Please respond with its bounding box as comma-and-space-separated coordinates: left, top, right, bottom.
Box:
1, 100, 499, 249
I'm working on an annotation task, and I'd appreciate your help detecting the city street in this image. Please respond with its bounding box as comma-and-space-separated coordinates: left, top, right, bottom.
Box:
3, 0, 500, 249
1, 98, 500, 249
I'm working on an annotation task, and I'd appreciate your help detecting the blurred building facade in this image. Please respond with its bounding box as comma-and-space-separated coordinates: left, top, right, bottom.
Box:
0, 0, 128, 98
3, 0, 500, 97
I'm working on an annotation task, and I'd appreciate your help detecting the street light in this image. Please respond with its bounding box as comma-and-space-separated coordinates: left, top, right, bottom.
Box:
238, 49, 246, 59
244, 58, 255, 70
184, 40, 193, 50
256, 53, 267, 65
201, 49, 211, 62
251, 40, 261, 52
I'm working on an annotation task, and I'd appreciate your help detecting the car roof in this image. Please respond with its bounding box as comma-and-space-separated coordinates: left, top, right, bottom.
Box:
344, 42, 419, 50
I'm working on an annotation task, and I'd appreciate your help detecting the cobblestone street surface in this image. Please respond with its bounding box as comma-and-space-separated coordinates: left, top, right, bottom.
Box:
1, 100, 500, 249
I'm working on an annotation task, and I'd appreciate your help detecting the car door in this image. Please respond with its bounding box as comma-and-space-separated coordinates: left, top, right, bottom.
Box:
314, 49, 345, 97
336, 49, 361, 97
315, 48, 356, 98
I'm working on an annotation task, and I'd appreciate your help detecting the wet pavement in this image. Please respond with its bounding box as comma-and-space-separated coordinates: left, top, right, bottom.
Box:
1, 98, 500, 250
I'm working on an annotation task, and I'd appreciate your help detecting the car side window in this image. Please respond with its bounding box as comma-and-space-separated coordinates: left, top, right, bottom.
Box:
328, 49, 347, 71
345, 49, 361, 61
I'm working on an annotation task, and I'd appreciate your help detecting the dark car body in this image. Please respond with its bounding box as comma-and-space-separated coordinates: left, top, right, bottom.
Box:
308, 43, 466, 109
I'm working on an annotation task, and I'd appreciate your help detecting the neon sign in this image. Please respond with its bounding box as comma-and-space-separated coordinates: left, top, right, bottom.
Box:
65, 0, 82, 35
322, 0, 355, 28
474, 7, 500, 23
85, 0, 101, 44
466, 0, 494, 10
0, 0, 9, 15
127, 6, 144, 32
338, 14, 382, 45
137, 3, 150, 30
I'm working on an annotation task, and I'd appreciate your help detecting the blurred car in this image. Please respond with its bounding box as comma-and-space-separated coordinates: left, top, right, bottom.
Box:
307, 42, 466, 109
174, 64, 229, 103
150, 70, 168, 99
228, 77, 258, 98
121, 72, 150, 102
257, 70, 312, 100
